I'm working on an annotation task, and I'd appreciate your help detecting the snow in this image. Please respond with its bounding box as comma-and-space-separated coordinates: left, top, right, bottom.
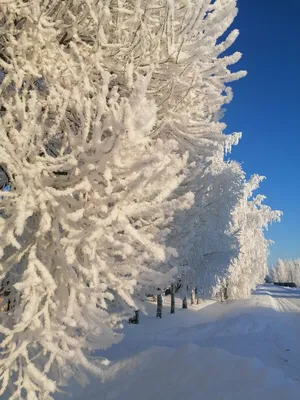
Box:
65, 345, 300, 400
55, 284, 300, 399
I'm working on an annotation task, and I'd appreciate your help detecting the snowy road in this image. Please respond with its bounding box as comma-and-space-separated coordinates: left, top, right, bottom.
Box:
57, 284, 300, 400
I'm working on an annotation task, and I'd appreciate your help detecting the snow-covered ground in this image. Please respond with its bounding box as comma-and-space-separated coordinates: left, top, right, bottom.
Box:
57, 284, 300, 399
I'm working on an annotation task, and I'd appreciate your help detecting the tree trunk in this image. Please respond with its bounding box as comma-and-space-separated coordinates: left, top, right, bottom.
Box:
182, 274, 188, 309
195, 287, 200, 304
129, 309, 139, 324
220, 288, 224, 302
156, 293, 163, 318
223, 285, 228, 301
170, 284, 175, 314
191, 288, 195, 305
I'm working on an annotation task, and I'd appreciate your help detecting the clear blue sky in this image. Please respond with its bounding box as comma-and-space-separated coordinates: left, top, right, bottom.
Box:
224, 0, 300, 266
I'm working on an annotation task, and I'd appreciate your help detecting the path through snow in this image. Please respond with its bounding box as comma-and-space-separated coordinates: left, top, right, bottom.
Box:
57, 284, 300, 399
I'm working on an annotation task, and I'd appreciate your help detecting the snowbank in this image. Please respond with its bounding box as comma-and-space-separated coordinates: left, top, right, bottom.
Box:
52, 286, 300, 399
57, 343, 300, 400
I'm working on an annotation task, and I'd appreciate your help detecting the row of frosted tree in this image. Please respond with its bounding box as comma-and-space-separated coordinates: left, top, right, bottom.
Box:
0, 0, 281, 398
269, 259, 300, 286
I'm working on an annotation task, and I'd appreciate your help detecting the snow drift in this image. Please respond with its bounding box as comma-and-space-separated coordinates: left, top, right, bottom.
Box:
56, 343, 300, 400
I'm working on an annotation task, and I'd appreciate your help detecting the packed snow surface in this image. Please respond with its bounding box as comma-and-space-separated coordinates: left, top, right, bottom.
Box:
57, 284, 300, 399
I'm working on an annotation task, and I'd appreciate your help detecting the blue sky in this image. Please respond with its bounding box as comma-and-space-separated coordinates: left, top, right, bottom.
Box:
224, 0, 300, 266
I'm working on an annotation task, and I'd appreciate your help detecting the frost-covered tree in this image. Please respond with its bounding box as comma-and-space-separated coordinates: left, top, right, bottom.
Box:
152, 0, 250, 299
271, 259, 300, 285
0, 1, 201, 397
158, 0, 282, 300
288, 260, 300, 284
168, 160, 245, 297
269, 266, 277, 283
275, 259, 289, 282
226, 176, 282, 298
171, 165, 281, 299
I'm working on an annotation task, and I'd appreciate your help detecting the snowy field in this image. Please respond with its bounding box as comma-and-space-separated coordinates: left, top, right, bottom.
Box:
56, 284, 300, 399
